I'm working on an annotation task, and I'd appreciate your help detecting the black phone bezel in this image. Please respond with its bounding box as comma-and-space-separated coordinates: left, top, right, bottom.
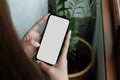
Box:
35, 14, 70, 65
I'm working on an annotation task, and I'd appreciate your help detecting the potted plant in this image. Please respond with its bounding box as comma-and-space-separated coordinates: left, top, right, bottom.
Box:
49, 0, 95, 79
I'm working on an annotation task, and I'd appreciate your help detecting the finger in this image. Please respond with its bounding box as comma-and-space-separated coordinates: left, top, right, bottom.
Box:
60, 30, 71, 60
23, 35, 30, 41
36, 60, 52, 73
31, 14, 50, 31
30, 39, 40, 47
39, 31, 43, 36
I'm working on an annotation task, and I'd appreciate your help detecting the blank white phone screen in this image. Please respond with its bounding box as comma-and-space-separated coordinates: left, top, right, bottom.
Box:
37, 15, 69, 65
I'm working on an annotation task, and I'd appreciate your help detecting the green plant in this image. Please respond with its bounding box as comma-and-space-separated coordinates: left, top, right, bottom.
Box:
49, 0, 94, 59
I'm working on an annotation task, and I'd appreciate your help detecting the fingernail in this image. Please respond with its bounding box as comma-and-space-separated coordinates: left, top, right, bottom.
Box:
47, 13, 50, 16
36, 60, 40, 63
36, 60, 42, 65
35, 42, 40, 47
69, 30, 71, 35
44, 13, 50, 20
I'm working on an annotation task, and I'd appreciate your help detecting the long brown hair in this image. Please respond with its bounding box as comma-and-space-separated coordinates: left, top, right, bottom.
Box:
0, 0, 46, 80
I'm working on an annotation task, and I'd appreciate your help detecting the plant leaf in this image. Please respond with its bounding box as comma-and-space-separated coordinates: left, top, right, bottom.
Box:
65, 9, 72, 19
75, 12, 82, 14
77, 0, 84, 4
56, 0, 65, 5
81, 7, 86, 15
56, 4, 63, 11
56, 0, 60, 5
57, 11, 64, 16
76, 0, 79, 1
76, 6, 84, 9
69, 1, 75, 8
68, 4, 73, 10
73, 0, 76, 3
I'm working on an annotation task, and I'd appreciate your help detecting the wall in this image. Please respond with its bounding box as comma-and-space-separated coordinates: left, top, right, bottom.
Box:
7, 0, 48, 39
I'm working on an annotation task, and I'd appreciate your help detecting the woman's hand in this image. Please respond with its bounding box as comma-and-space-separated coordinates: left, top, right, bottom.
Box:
21, 14, 50, 58
37, 30, 71, 80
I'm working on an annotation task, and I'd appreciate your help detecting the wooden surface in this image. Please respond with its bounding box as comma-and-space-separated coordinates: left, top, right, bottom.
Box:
102, 0, 117, 80
110, 0, 120, 30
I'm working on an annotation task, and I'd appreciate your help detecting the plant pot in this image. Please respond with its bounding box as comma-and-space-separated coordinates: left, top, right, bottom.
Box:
68, 37, 95, 80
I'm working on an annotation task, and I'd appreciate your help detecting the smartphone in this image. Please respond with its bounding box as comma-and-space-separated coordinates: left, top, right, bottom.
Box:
36, 15, 70, 65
